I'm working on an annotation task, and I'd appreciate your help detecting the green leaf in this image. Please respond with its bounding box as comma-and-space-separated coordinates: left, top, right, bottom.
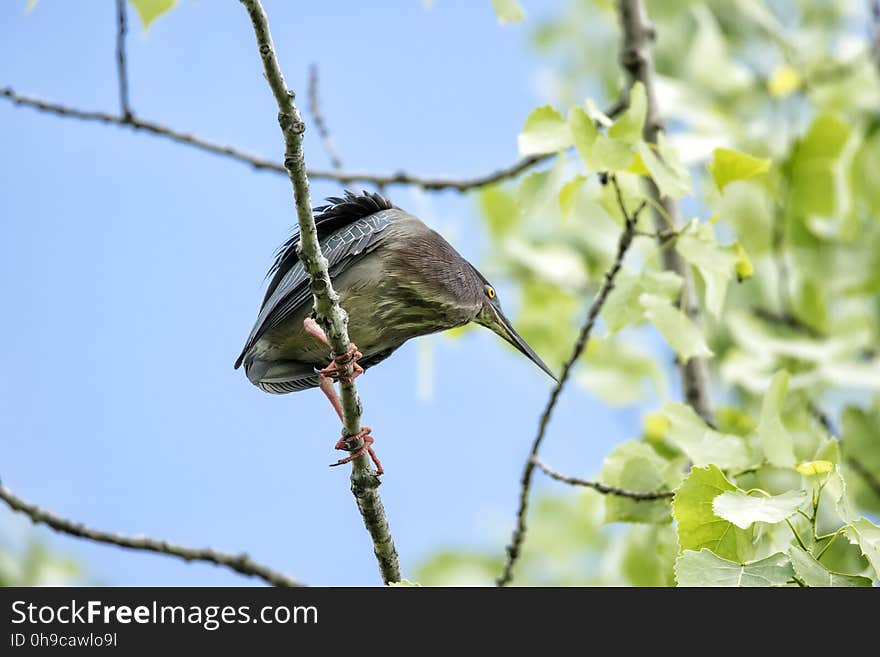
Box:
517, 158, 566, 218
663, 403, 750, 470
577, 337, 666, 406
673, 465, 754, 562
608, 82, 646, 145
636, 135, 690, 199
788, 547, 872, 587
789, 113, 853, 218
130, 0, 177, 30
568, 107, 598, 171
795, 112, 851, 161
674, 550, 792, 587
518, 106, 571, 156
622, 525, 677, 586
569, 106, 638, 172
601, 270, 681, 333
715, 181, 773, 256
844, 517, 880, 580
491, 0, 525, 24
601, 441, 672, 524
674, 220, 737, 318
712, 490, 806, 529
479, 186, 519, 237
841, 405, 880, 509
756, 370, 796, 467
687, 5, 753, 95
503, 237, 587, 290
640, 294, 713, 362
593, 134, 636, 171
822, 466, 853, 528
514, 281, 579, 366
558, 175, 586, 220
707, 147, 771, 192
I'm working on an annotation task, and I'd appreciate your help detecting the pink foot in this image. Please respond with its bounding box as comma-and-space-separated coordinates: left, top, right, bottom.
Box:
330, 426, 384, 475
303, 318, 363, 383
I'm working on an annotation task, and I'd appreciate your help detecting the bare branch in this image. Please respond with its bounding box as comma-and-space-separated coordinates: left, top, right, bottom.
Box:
0, 87, 548, 192
0, 483, 302, 587
1, 86, 290, 170
496, 176, 644, 587
616, 0, 715, 427
115, 0, 133, 121
238, 0, 399, 585
308, 64, 343, 170
635, 228, 677, 241
752, 307, 825, 339
531, 457, 672, 500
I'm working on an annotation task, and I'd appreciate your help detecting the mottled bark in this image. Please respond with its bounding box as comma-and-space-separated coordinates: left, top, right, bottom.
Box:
616, 0, 715, 426
240, 0, 400, 584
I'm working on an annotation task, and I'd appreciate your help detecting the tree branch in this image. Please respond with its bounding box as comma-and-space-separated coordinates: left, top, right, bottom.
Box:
115, 0, 132, 121
238, 0, 399, 585
0, 87, 548, 192
496, 177, 644, 587
616, 0, 715, 427
751, 307, 825, 339
0, 483, 301, 587
308, 64, 343, 170
531, 457, 672, 500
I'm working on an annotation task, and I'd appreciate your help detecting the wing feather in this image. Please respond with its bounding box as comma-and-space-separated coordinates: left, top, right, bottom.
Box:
234, 206, 399, 368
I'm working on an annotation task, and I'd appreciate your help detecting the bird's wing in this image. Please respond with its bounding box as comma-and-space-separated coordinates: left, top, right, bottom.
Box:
255, 346, 401, 394
234, 208, 399, 368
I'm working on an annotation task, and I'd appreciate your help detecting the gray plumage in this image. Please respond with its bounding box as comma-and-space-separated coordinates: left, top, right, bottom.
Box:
235, 191, 555, 393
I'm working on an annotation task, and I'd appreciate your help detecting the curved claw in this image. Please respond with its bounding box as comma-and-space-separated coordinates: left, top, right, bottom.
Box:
329, 427, 384, 475
318, 343, 363, 383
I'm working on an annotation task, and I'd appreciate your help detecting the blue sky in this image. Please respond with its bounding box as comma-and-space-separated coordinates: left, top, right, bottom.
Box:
0, 0, 640, 586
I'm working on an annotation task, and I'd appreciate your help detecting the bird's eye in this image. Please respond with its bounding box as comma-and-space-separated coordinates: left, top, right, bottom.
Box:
486, 286, 496, 299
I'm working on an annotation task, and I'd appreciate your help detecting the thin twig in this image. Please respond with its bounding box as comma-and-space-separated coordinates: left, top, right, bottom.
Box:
115, 0, 132, 121
751, 307, 825, 339
635, 228, 677, 241
0, 484, 301, 587
808, 404, 880, 500
308, 64, 343, 170
496, 176, 643, 587
0, 87, 548, 192
616, 0, 715, 427
531, 457, 672, 500
239, 0, 400, 585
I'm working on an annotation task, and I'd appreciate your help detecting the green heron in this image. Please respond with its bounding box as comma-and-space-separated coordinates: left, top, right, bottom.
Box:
235, 191, 555, 472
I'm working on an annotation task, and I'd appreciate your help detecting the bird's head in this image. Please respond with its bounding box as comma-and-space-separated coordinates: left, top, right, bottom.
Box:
472, 279, 557, 382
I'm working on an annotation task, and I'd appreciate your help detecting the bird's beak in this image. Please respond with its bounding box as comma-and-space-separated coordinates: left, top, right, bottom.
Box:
483, 306, 558, 382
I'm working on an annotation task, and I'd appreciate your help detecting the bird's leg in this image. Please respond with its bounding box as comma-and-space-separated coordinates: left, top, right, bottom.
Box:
303, 317, 364, 383
317, 373, 344, 423
306, 318, 383, 475
331, 426, 384, 476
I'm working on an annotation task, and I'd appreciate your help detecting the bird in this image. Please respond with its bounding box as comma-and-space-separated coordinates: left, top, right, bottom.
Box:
234, 190, 556, 473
